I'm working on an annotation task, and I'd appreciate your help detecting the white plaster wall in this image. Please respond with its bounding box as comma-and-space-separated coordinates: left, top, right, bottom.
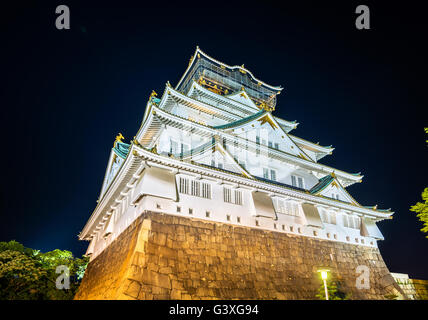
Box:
89, 171, 378, 261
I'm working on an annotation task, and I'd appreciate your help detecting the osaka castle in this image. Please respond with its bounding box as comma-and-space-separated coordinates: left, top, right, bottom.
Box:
76, 47, 404, 300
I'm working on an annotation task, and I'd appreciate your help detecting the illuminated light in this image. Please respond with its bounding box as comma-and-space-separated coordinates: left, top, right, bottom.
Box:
321, 271, 328, 280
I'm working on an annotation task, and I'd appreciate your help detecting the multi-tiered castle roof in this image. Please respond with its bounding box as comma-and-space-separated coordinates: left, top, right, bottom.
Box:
79, 47, 392, 259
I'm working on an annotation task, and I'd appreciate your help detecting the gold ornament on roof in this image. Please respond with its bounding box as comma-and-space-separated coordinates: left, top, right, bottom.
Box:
258, 114, 278, 130
114, 133, 124, 147
259, 102, 274, 112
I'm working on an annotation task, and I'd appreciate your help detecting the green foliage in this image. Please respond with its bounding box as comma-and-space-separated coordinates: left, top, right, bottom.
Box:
409, 129, 428, 238
410, 188, 428, 238
315, 280, 351, 300
0, 240, 35, 256
0, 241, 89, 300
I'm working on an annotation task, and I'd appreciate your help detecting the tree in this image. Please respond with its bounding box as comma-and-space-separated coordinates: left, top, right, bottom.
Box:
410, 128, 428, 238
410, 188, 428, 238
0, 241, 88, 300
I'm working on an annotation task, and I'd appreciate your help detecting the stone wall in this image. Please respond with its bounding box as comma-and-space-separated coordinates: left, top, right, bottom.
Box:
412, 279, 428, 300
74, 211, 405, 300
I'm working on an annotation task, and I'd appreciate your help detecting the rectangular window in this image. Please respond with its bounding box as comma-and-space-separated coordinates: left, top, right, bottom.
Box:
180, 143, 189, 159
297, 177, 304, 189
274, 142, 279, 150
201, 182, 211, 199
180, 177, 211, 199
291, 175, 297, 187
263, 168, 269, 179
291, 202, 299, 216
179, 177, 189, 194
224, 187, 242, 205
270, 169, 277, 181
277, 198, 286, 214
276, 199, 299, 217
256, 136, 260, 155
234, 190, 243, 205
354, 216, 360, 229
343, 214, 349, 228
170, 139, 178, 155
191, 180, 200, 197
268, 141, 272, 148
224, 187, 232, 203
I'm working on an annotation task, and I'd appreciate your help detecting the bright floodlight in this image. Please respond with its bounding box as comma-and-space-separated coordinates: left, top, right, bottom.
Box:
321, 271, 328, 280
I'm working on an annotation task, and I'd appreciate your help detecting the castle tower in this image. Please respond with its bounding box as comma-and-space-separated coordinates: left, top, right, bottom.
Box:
75, 48, 405, 300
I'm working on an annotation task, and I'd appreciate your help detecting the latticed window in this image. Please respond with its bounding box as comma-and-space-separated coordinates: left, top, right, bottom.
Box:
354, 216, 361, 229
263, 168, 269, 179
291, 175, 297, 187
179, 177, 189, 194
180, 177, 211, 199
191, 180, 200, 197
320, 210, 337, 224
170, 139, 178, 155
343, 214, 349, 228
343, 214, 360, 229
348, 215, 355, 228
224, 187, 232, 203
223, 187, 242, 205
298, 177, 304, 189
201, 182, 211, 199
275, 199, 299, 216
270, 169, 277, 181
274, 198, 287, 214
234, 190, 242, 205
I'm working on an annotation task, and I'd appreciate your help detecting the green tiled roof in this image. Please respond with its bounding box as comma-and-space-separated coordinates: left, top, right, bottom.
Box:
113, 142, 131, 159
212, 110, 266, 130
309, 174, 334, 194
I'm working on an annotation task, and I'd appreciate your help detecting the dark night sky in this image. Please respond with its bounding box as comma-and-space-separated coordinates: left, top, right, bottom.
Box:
1, 1, 427, 279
